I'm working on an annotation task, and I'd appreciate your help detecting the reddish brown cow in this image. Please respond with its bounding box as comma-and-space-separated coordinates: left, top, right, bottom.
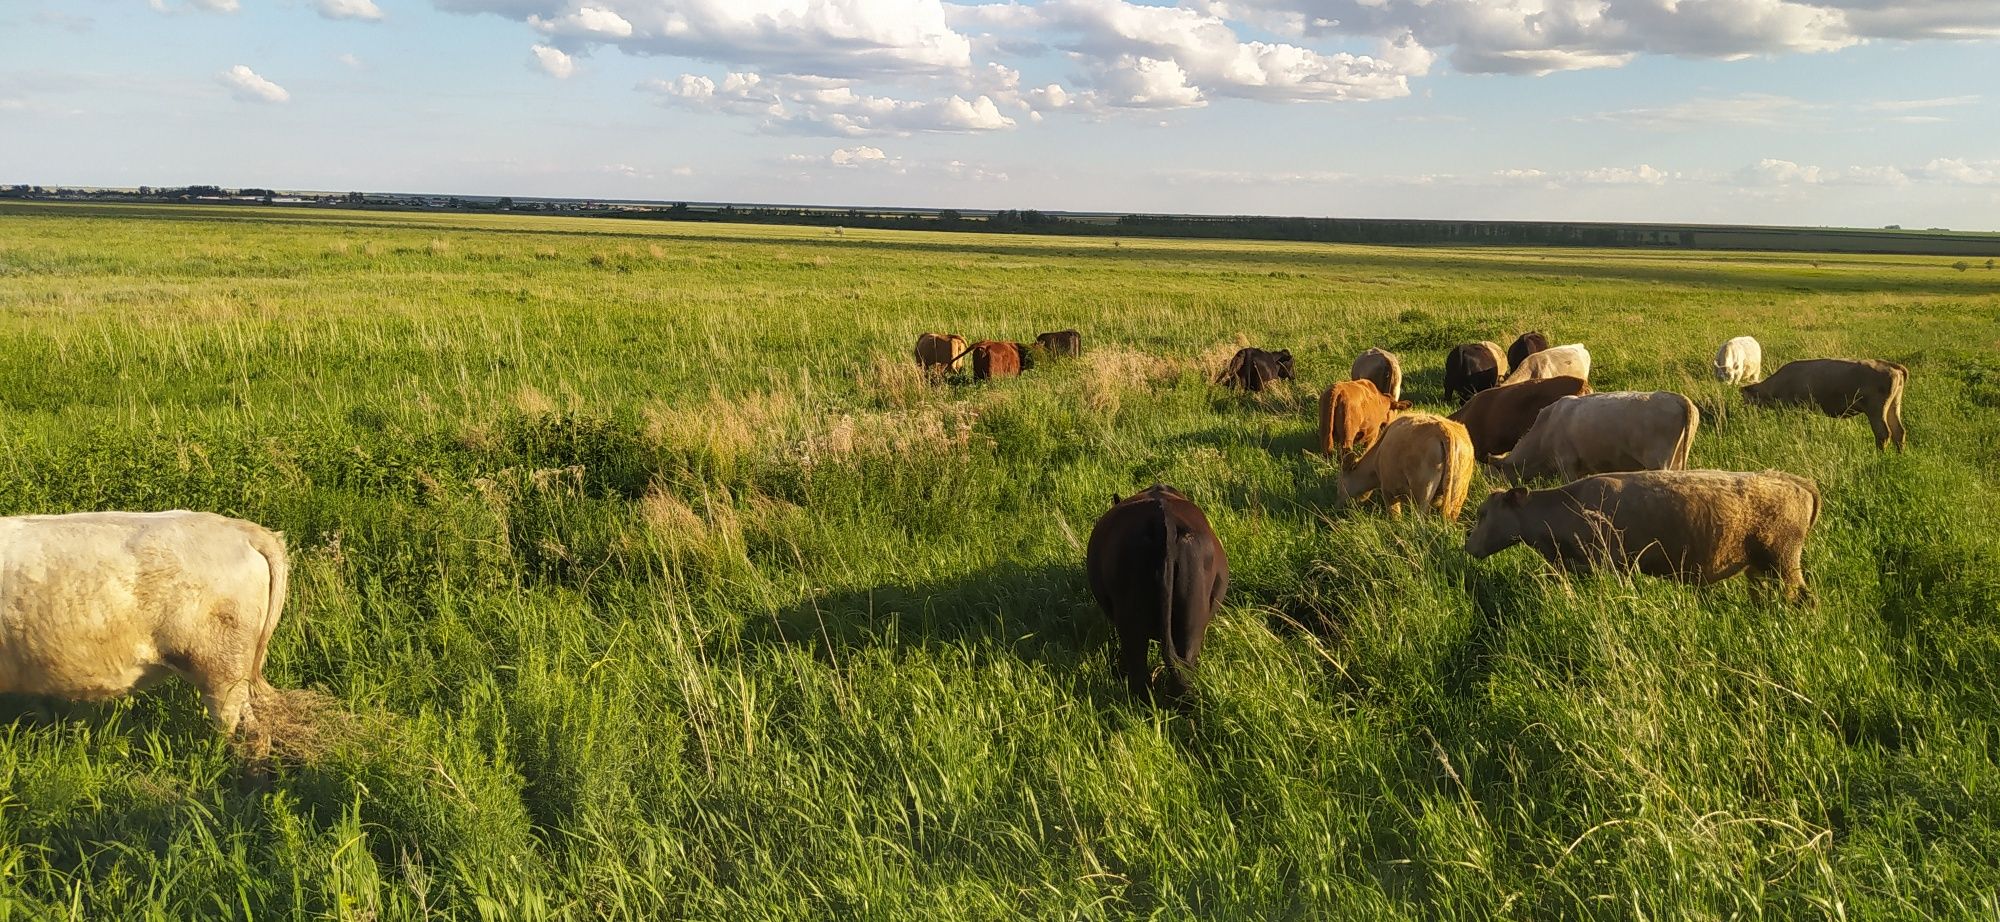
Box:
1448, 375, 1592, 461
969, 340, 1023, 380
1319, 379, 1412, 466
1086, 485, 1229, 702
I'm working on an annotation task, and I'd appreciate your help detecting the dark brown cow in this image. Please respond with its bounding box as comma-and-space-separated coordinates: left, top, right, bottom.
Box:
1448, 375, 1592, 461
1218, 347, 1295, 392
1444, 341, 1508, 404
1085, 484, 1228, 702
1741, 358, 1907, 451
1319, 379, 1411, 466
969, 340, 1023, 380
1036, 330, 1082, 357
1507, 331, 1551, 370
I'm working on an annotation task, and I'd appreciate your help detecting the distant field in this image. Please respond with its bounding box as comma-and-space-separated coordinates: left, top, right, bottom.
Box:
1, 201, 1997, 919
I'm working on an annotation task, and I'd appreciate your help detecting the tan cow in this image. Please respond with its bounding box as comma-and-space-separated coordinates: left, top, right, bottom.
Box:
1350, 347, 1403, 401
1741, 358, 1907, 451
1503, 343, 1591, 385
914, 332, 966, 374
1319, 379, 1411, 466
1714, 336, 1762, 385
1449, 375, 1592, 461
1464, 469, 1820, 601
0, 511, 290, 753
1338, 414, 1476, 521
1489, 391, 1699, 483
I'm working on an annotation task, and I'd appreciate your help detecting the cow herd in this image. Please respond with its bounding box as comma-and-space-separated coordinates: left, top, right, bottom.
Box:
0, 325, 1919, 749
915, 329, 1083, 380
1088, 330, 1911, 702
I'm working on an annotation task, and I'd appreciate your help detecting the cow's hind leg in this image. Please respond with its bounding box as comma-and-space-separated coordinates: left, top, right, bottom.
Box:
1867, 400, 1894, 452
1112, 620, 1152, 700
1886, 390, 1907, 451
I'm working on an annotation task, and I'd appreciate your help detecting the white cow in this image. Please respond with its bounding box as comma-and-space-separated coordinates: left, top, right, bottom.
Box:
1714, 336, 1763, 385
1503, 343, 1592, 385
0, 511, 288, 751
1488, 390, 1700, 483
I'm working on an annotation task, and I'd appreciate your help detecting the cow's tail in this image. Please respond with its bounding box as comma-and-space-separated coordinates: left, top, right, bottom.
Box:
1672, 396, 1700, 470
245, 525, 290, 697
947, 343, 977, 366
1157, 512, 1190, 702
1317, 386, 1337, 456
1441, 426, 1474, 522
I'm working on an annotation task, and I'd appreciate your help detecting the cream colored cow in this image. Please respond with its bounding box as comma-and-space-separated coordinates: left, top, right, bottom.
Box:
0, 511, 289, 752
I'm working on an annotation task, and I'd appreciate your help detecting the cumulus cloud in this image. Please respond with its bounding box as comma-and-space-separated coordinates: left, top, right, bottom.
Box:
337, 52, 365, 68
1208, 0, 1997, 75
315, 0, 386, 21
1920, 158, 2000, 185
643, 71, 1015, 135
531, 44, 577, 77
783, 144, 1010, 181
443, 0, 973, 76
217, 65, 289, 103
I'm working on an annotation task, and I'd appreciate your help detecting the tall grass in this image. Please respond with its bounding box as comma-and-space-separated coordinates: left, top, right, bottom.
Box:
0, 202, 1996, 918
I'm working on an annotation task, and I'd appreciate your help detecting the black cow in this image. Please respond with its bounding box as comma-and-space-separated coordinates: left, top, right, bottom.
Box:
1507, 331, 1551, 371
1218, 347, 1295, 392
1036, 329, 1082, 357
1086, 484, 1228, 702
1444, 341, 1506, 404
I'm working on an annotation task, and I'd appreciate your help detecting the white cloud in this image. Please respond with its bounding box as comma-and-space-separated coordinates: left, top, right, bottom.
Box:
783, 145, 1010, 181
315, 0, 385, 21
1921, 158, 2000, 185
217, 65, 289, 104
1209, 0, 1997, 75
1860, 95, 1982, 111
531, 44, 577, 77
337, 52, 365, 68
643, 71, 1016, 135
1578, 93, 1820, 129
149, 0, 239, 12
445, 0, 973, 76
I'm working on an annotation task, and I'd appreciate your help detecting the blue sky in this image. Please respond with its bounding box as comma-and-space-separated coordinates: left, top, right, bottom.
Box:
2, 0, 1996, 228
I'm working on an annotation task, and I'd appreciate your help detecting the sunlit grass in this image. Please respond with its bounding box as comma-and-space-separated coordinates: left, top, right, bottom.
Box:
0, 201, 1997, 918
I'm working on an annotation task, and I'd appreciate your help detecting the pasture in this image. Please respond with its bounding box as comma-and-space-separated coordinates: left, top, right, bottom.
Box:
1, 201, 1997, 918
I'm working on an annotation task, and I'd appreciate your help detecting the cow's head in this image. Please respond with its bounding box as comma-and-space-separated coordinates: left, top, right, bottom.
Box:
1464, 488, 1531, 558
1274, 350, 1296, 380
1739, 381, 1766, 404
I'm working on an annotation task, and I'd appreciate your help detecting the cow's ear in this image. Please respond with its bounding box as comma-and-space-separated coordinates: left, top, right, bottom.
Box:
1391, 400, 1412, 411
1505, 487, 1529, 506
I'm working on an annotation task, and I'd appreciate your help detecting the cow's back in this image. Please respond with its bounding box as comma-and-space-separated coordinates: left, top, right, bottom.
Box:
1450, 375, 1590, 459
1504, 344, 1590, 385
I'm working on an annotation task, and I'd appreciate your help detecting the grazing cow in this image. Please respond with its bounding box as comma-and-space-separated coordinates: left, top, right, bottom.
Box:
1319, 379, 1412, 465
1085, 485, 1229, 702
1714, 336, 1763, 385
1349, 347, 1403, 401
1465, 469, 1820, 601
0, 511, 290, 753
1503, 343, 1591, 385
1218, 347, 1295, 392
1489, 391, 1699, 483
1036, 330, 1083, 357
1742, 358, 1907, 451
1444, 341, 1509, 404
1507, 331, 1551, 370
1448, 375, 1592, 461
914, 332, 966, 373
1338, 414, 1476, 521
968, 340, 1023, 380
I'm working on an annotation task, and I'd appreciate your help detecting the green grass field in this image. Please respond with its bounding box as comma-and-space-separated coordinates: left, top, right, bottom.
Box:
1, 201, 1997, 919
